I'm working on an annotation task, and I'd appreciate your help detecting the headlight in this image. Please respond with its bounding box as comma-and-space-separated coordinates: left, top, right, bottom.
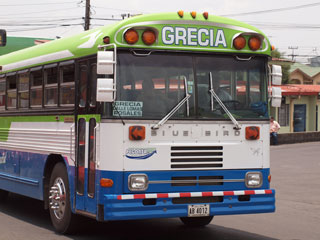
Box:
245, 172, 263, 188
128, 174, 149, 191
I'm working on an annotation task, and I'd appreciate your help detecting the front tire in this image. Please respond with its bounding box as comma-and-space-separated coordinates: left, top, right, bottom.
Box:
0, 189, 9, 202
180, 216, 214, 227
49, 162, 77, 234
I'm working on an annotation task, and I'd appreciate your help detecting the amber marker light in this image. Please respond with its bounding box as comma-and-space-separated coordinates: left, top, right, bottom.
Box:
178, 10, 184, 18
203, 12, 209, 19
129, 126, 146, 140
142, 30, 156, 45
103, 36, 110, 44
191, 11, 197, 18
233, 35, 246, 50
124, 28, 139, 45
245, 126, 260, 140
249, 36, 262, 51
100, 178, 114, 187
268, 175, 272, 183
271, 45, 275, 51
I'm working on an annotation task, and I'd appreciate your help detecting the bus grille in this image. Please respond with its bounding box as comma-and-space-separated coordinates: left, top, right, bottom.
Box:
170, 146, 223, 169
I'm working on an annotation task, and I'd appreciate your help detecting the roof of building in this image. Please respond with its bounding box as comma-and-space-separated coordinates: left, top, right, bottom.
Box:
289, 62, 320, 77
278, 84, 320, 96
0, 36, 52, 56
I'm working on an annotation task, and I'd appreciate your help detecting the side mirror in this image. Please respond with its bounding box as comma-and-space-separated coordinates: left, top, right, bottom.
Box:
97, 51, 114, 74
0, 29, 7, 47
96, 78, 115, 102
271, 65, 282, 85
271, 87, 282, 107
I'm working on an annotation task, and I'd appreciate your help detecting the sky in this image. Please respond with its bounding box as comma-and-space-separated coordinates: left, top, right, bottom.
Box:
1, 0, 320, 63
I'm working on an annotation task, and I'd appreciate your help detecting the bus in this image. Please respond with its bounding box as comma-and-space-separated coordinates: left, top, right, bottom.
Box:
0, 12, 281, 233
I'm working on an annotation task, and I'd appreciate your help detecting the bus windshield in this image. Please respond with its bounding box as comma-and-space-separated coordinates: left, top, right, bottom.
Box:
101, 51, 268, 120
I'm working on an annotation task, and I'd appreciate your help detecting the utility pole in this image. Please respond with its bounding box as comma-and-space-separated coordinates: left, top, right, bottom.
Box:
288, 46, 298, 61
84, 0, 90, 30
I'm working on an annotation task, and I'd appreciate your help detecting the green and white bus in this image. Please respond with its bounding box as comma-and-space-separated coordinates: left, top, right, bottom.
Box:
0, 11, 281, 233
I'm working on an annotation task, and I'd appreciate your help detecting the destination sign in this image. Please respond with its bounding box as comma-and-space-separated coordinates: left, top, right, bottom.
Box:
161, 26, 227, 48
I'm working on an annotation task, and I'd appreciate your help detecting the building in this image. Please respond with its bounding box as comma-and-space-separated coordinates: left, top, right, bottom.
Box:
271, 84, 320, 133
0, 36, 52, 56
289, 62, 320, 85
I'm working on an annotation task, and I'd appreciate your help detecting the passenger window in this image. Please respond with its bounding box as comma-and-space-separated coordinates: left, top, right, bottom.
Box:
44, 66, 58, 106
18, 73, 29, 109
7, 74, 17, 109
60, 64, 75, 105
0, 77, 5, 110
30, 68, 43, 107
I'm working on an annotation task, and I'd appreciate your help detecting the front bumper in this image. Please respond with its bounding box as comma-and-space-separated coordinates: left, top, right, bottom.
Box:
103, 189, 275, 221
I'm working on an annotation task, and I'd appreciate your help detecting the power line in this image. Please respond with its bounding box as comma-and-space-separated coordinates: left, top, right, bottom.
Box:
1, 7, 81, 17
0, 1, 76, 6
222, 1, 320, 17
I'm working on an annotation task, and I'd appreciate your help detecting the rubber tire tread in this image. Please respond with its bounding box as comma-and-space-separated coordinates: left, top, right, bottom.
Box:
180, 216, 214, 227
49, 162, 78, 234
0, 189, 9, 202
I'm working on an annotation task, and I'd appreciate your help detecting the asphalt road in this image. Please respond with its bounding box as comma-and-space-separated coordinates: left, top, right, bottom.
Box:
0, 142, 319, 240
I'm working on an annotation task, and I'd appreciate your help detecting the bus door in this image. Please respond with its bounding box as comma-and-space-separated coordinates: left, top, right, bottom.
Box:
75, 59, 98, 215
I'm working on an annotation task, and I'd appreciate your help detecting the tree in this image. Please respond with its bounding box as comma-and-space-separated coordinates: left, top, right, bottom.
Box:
271, 49, 290, 84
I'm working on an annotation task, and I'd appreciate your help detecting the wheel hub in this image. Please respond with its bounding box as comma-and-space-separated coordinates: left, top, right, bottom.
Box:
49, 177, 66, 220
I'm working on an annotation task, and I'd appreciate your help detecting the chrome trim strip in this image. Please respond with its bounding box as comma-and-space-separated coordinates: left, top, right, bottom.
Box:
100, 119, 270, 124
0, 172, 39, 186
149, 179, 244, 184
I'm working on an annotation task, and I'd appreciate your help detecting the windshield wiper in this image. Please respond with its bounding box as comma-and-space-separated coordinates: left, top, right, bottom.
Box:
152, 76, 191, 130
209, 72, 241, 130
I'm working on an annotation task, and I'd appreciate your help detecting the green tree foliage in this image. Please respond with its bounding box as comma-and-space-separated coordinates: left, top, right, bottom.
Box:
271, 49, 290, 84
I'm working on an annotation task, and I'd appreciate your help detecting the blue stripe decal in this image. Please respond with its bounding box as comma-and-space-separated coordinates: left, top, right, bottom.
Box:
125, 150, 157, 159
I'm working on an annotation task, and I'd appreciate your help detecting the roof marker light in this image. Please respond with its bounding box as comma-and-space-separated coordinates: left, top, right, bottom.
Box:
178, 10, 184, 18
203, 12, 209, 19
124, 28, 139, 45
233, 35, 246, 50
249, 36, 262, 51
191, 11, 197, 18
103, 36, 110, 44
142, 30, 156, 45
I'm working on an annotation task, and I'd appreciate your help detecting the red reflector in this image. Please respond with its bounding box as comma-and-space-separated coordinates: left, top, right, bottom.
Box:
245, 126, 260, 140
129, 126, 146, 140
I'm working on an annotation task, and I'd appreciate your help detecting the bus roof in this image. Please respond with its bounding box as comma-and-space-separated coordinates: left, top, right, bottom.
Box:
0, 12, 271, 74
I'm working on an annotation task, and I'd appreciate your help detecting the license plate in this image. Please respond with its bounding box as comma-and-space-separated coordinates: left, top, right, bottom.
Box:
188, 204, 210, 217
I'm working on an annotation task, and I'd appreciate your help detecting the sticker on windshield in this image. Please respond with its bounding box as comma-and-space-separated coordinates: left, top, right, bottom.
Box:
187, 81, 193, 94
113, 101, 143, 117
125, 148, 157, 160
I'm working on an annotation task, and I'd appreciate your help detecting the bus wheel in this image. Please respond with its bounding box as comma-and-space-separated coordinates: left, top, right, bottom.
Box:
49, 162, 77, 234
180, 216, 214, 227
0, 189, 9, 202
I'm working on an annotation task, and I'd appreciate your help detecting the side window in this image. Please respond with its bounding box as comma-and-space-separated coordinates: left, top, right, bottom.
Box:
30, 68, 43, 107
44, 66, 58, 106
60, 64, 75, 106
0, 77, 5, 110
90, 64, 97, 107
6, 73, 17, 109
79, 65, 88, 108
18, 72, 29, 109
